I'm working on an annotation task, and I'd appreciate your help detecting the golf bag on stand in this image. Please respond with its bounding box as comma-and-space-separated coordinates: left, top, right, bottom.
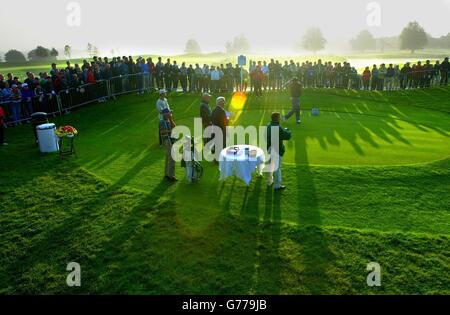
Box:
181, 136, 203, 183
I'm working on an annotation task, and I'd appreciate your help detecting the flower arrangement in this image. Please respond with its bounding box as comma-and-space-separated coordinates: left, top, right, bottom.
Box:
55, 125, 78, 138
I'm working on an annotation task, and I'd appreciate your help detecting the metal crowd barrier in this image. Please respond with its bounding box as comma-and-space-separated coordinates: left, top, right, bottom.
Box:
58, 80, 108, 113
1, 92, 61, 125
109, 73, 151, 97
1, 74, 140, 126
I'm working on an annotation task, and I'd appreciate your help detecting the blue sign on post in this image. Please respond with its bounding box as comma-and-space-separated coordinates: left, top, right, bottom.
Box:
238, 55, 247, 66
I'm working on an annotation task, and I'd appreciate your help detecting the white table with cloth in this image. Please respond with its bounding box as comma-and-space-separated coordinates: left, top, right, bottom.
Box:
219, 145, 266, 185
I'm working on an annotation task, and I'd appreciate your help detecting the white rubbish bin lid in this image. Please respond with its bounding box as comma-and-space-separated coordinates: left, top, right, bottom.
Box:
36, 123, 56, 130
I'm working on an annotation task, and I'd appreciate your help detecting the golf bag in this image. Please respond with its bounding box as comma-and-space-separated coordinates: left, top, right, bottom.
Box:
181, 137, 203, 182
187, 160, 203, 182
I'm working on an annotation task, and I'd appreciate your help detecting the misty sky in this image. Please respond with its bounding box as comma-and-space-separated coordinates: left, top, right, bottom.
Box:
0, 0, 449, 54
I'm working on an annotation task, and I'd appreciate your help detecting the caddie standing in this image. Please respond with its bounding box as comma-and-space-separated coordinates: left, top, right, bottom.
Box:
160, 108, 177, 182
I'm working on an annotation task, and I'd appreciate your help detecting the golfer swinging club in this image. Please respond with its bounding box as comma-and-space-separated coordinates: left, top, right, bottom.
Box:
282, 76, 302, 124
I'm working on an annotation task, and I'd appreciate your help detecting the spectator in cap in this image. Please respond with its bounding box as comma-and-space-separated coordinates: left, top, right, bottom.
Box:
156, 89, 171, 145
21, 83, 35, 120
156, 89, 171, 119
160, 108, 177, 182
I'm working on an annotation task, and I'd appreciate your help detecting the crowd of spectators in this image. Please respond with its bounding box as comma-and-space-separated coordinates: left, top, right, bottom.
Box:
0, 55, 449, 127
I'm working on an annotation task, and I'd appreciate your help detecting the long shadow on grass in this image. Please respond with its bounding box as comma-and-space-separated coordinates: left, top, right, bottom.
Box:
84, 179, 173, 293
105, 143, 164, 191
250, 185, 282, 293
294, 136, 336, 294
238, 176, 282, 294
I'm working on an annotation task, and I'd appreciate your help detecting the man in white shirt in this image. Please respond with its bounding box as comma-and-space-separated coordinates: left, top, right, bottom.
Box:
210, 66, 220, 92
156, 89, 171, 144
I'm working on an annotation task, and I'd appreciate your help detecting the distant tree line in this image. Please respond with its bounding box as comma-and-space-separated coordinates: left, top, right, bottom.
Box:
2, 20, 449, 64
27, 46, 59, 61
350, 21, 448, 53
2, 43, 96, 63
183, 34, 252, 55
4, 50, 27, 63
3, 46, 59, 63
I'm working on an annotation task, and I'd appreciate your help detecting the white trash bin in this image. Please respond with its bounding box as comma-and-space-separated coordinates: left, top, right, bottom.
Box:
36, 123, 59, 153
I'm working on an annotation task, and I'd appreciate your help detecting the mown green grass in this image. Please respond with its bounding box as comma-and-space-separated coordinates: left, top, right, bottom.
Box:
0, 87, 449, 294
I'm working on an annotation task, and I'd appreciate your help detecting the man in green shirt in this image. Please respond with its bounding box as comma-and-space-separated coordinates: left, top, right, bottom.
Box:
266, 112, 291, 191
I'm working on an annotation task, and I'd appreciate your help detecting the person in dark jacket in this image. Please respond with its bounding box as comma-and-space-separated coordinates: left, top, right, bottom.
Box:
155, 57, 164, 89
0, 105, 7, 146
164, 59, 173, 91
211, 96, 228, 158
266, 112, 291, 191
179, 62, 188, 93
199, 93, 212, 145
187, 65, 195, 93
253, 63, 264, 96
283, 77, 302, 124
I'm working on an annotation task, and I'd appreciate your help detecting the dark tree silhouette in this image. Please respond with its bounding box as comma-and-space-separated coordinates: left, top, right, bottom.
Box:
400, 21, 428, 53
4, 49, 27, 63
28, 46, 51, 61
50, 48, 59, 57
